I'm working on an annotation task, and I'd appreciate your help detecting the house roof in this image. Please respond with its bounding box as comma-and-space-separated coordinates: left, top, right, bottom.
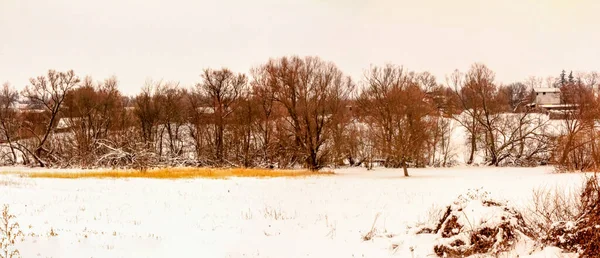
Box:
533, 87, 561, 93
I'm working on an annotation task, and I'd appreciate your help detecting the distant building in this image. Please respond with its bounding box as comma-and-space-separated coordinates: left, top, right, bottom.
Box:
534, 87, 561, 106
529, 87, 576, 112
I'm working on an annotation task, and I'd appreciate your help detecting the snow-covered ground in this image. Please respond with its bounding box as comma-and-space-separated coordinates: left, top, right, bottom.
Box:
0, 166, 586, 257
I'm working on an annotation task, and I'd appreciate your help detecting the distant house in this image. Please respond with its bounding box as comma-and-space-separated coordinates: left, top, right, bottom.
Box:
529, 87, 576, 111
534, 88, 561, 106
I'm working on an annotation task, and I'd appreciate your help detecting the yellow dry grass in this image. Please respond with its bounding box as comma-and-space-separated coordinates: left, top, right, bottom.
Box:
10, 167, 334, 179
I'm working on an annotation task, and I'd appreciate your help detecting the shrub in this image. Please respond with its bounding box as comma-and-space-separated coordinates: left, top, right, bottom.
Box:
0, 205, 23, 258
542, 174, 600, 257
523, 183, 582, 238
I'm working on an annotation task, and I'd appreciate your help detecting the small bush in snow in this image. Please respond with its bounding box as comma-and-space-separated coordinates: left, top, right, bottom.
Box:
416, 188, 535, 257
0, 205, 23, 258
542, 174, 600, 257
524, 183, 582, 238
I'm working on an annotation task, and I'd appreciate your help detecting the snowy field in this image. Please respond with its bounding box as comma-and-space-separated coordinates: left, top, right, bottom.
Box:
0, 166, 586, 257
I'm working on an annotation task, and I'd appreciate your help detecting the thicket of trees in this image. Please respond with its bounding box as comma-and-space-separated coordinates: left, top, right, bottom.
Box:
1, 56, 599, 174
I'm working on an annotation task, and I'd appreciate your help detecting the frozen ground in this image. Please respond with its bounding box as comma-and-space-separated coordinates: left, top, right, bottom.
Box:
0, 166, 586, 257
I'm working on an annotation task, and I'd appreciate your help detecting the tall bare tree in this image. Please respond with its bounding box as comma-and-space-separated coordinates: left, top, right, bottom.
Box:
554, 82, 598, 170
448, 69, 480, 164
231, 91, 258, 167
464, 64, 506, 165
21, 70, 80, 167
0, 83, 21, 164
197, 68, 247, 166
255, 56, 354, 170
155, 83, 187, 160
187, 89, 211, 165
134, 82, 162, 147
500, 82, 534, 112
62, 76, 125, 166
452, 64, 549, 166
358, 65, 434, 176
250, 68, 279, 167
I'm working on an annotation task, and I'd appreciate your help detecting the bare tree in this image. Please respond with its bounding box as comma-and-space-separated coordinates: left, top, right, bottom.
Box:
61, 76, 126, 167
197, 68, 247, 166
554, 82, 598, 170
0, 83, 20, 164
428, 115, 456, 167
448, 69, 482, 164
463, 64, 507, 165
500, 82, 534, 112
250, 68, 279, 167
155, 83, 187, 161
324, 98, 354, 167
186, 89, 211, 165
134, 82, 162, 147
231, 91, 258, 167
255, 56, 354, 170
21, 70, 80, 167
358, 65, 434, 176
452, 64, 549, 166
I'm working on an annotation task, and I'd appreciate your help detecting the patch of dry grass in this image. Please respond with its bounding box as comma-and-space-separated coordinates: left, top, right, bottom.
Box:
0, 178, 20, 187
8, 167, 334, 179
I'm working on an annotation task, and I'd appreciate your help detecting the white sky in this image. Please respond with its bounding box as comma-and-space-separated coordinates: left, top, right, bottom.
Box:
1, 0, 599, 96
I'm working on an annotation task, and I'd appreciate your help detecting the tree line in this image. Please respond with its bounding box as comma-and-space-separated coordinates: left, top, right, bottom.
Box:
1, 56, 599, 174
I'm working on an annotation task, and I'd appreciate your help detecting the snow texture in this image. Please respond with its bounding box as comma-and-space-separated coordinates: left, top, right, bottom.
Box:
0, 166, 585, 257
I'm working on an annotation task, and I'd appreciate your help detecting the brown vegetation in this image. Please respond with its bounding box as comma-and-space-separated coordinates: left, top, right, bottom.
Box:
0, 57, 598, 173
415, 189, 535, 257
357, 65, 435, 175
541, 174, 600, 257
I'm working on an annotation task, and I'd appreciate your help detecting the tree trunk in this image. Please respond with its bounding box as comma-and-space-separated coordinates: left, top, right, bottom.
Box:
216, 123, 224, 166
402, 159, 409, 177
468, 132, 476, 165
560, 134, 574, 166
307, 150, 319, 171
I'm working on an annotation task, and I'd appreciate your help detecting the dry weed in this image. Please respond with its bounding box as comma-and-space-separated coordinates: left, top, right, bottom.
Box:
262, 206, 294, 220
0, 205, 23, 258
5, 167, 334, 179
0, 179, 19, 187
362, 212, 381, 241
523, 183, 582, 237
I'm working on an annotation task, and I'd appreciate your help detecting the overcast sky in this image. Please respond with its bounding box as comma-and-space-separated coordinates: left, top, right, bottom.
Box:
1, 0, 599, 96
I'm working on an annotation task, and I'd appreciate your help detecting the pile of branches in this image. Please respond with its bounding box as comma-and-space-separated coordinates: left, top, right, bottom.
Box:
94, 140, 159, 171
416, 189, 535, 257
